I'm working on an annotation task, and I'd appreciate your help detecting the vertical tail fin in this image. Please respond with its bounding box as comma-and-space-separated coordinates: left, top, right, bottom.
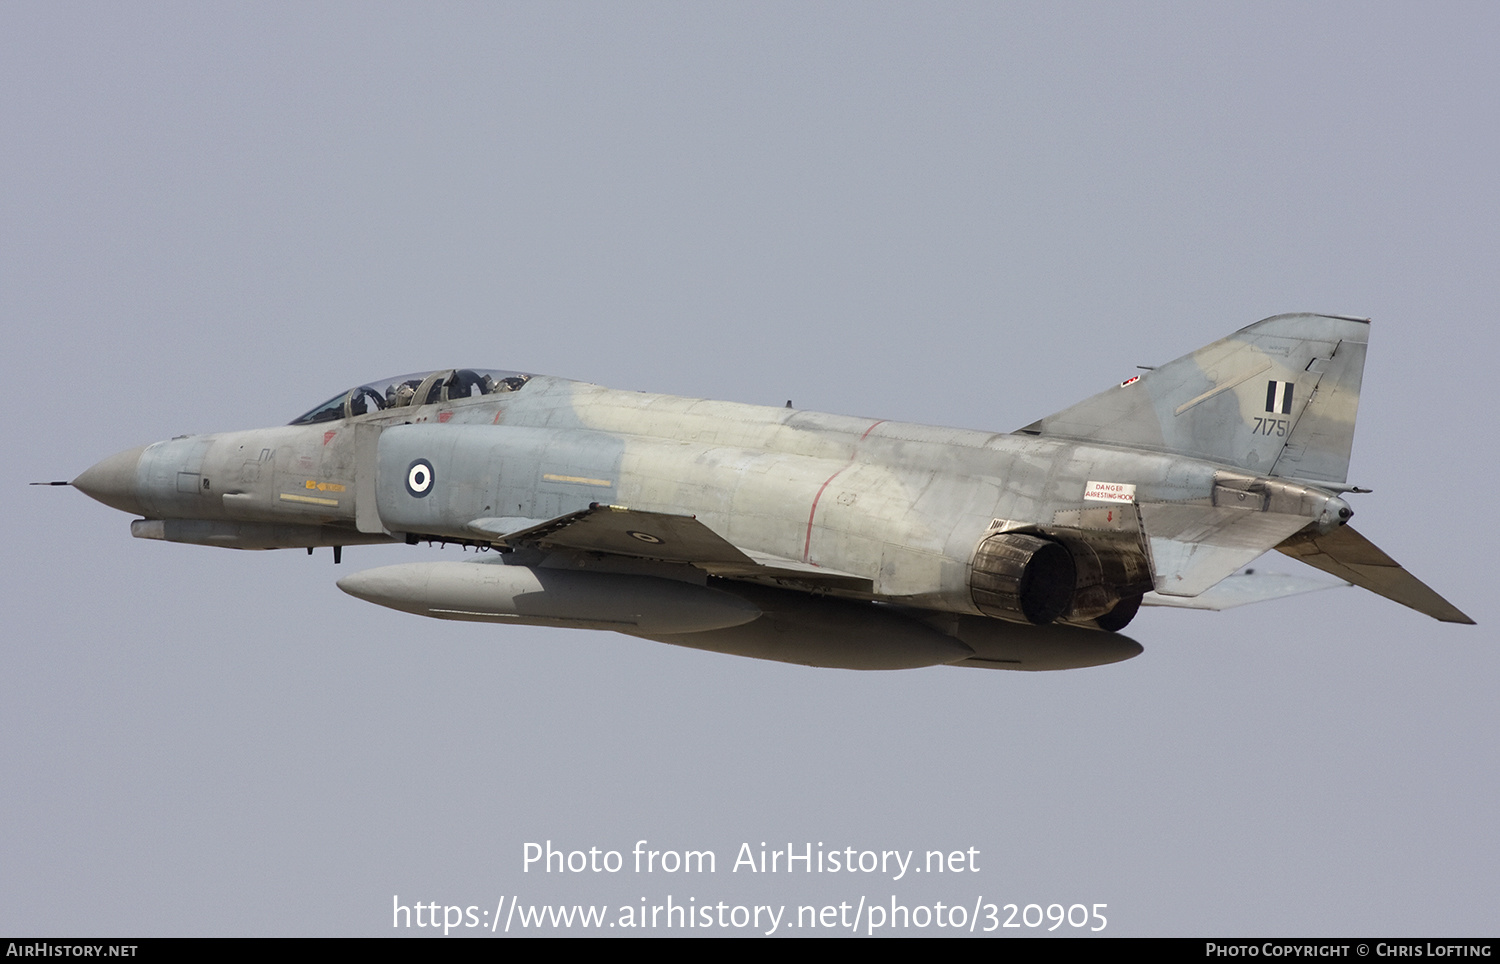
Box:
1018, 313, 1368, 484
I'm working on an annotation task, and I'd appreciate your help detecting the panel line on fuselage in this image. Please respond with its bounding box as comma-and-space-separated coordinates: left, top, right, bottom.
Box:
802, 419, 886, 564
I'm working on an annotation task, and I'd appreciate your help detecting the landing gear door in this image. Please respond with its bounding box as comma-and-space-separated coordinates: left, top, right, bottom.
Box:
353, 421, 386, 534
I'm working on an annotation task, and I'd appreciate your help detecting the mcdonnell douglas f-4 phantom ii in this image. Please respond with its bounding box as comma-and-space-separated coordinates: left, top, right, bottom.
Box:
68, 313, 1471, 671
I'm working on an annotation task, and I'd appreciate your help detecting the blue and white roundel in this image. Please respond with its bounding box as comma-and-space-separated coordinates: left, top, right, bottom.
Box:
405, 459, 435, 498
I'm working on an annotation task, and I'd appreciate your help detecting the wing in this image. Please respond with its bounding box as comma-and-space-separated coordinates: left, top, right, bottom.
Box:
466, 504, 874, 593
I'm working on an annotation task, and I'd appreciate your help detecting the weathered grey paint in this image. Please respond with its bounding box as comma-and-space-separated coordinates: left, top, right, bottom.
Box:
70, 314, 1474, 672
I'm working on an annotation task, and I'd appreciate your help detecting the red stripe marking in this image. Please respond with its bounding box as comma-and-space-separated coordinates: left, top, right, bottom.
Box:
803, 420, 885, 563
802, 468, 847, 562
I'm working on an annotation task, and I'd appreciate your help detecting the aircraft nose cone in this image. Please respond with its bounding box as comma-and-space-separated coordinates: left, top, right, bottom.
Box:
72, 444, 149, 515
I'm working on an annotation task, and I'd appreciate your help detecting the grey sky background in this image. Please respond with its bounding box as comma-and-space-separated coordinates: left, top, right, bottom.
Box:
3, 2, 1496, 936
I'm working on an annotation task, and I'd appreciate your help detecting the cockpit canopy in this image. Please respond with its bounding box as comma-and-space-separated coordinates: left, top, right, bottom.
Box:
290, 369, 532, 425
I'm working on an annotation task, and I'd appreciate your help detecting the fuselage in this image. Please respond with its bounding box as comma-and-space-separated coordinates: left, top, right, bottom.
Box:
70, 315, 1471, 670
75, 371, 1347, 622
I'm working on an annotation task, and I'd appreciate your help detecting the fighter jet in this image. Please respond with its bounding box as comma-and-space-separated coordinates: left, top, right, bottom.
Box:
67, 313, 1471, 671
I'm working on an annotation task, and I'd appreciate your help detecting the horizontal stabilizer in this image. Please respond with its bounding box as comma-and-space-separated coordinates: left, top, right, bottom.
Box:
1276, 525, 1474, 624
468, 504, 873, 591
1143, 569, 1349, 611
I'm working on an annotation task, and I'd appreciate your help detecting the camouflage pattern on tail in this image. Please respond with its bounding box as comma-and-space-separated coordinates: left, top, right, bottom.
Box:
1019, 313, 1367, 484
